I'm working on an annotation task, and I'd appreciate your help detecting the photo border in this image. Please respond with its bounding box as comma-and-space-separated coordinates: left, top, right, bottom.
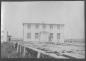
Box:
0, 0, 85, 61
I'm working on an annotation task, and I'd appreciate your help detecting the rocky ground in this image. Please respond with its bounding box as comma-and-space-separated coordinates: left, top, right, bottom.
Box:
1, 42, 20, 58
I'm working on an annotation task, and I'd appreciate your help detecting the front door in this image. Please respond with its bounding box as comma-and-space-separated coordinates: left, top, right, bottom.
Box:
40, 31, 49, 42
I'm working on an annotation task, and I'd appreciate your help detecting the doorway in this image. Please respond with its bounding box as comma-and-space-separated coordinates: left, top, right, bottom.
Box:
40, 31, 49, 42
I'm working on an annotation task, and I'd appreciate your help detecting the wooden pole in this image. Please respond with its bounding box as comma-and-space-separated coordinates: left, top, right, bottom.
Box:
22, 47, 26, 57
37, 52, 41, 58
17, 44, 19, 53
19, 45, 21, 55
20, 45, 22, 55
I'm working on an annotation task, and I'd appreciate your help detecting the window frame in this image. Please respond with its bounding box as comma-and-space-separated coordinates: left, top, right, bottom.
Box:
35, 33, 39, 39
27, 33, 31, 39
57, 33, 60, 39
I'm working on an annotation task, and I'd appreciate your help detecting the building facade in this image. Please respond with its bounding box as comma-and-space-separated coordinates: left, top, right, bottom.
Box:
23, 23, 64, 43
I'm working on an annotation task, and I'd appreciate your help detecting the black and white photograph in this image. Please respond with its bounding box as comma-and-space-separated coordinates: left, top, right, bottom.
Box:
1, 1, 85, 59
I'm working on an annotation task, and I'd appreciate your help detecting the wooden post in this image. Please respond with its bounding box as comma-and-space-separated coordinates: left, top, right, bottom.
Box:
22, 47, 26, 57
20, 45, 21, 52
19, 45, 22, 55
37, 52, 41, 58
21, 46, 23, 54
17, 44, 19, 53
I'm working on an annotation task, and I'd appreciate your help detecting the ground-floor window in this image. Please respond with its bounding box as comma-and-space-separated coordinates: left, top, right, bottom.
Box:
27, 33, 31, 39
35, 33, 39, 39
57, 33, 60, 39
49, 33, 53, 41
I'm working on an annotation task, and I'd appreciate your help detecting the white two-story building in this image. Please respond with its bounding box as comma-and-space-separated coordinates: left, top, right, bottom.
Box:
23, 23, 64, 43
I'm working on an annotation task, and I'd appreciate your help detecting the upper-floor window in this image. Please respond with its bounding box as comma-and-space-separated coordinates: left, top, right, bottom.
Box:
50, 25, 53, 29
57, 24, 60, 29
57, 33, 60, 39
27, 33, 31, 39
27, 24, 31, 29
35, 33, 39, 39
35, 24, 39, 29
42, 24, 46, 29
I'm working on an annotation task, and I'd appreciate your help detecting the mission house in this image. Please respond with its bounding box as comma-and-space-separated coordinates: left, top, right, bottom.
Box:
23, 23, 64, 43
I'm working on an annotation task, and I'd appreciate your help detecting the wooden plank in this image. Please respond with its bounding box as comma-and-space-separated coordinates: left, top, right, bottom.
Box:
63, 53, 85, 59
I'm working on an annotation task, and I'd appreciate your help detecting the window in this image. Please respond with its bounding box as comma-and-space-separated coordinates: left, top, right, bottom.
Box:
35, 33, 39, 39
27, 24, 31, 29
57, 33, 60, 39
50, 25, 53, 29
57, 24, 60, 29
49, 33, 53, 41
27, 33, 31, 39
42, 24, 46, 29
35, 24, 39, 29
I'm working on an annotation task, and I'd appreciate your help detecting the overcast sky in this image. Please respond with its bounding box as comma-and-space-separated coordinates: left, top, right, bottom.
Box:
1, 1, 84, 39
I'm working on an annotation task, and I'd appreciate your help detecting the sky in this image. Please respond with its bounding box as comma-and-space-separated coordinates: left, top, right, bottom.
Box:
1, 1, 84, 39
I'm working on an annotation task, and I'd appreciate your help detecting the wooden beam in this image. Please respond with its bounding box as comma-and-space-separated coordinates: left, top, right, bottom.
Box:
17, 44, 19, 53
